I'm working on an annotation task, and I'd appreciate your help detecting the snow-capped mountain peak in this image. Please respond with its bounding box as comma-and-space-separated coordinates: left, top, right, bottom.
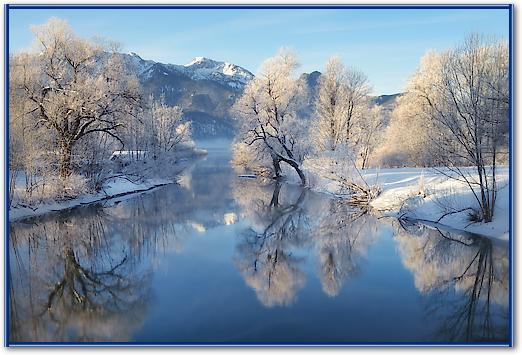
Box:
121, 52, 254, 90
181, 56, 254, 88
185, 56, 213, 67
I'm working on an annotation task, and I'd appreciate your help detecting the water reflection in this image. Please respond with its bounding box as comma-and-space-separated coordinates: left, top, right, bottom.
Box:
232, 179, 383, 305
9, 208, 151, 342
312, 200, 380, 297
395, 220, 509, 342
233, 181, 309, 307
8, 150, 509, 343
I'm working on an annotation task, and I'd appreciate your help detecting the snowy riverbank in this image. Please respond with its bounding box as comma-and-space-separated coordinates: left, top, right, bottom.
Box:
9, 149, 208, 223
9, 176, 174, 222
299, 163, 510, 240
362, 167, 510, 241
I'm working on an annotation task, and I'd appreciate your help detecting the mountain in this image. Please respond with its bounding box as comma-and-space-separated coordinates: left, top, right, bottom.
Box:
299, 71, 322, 96
371, 93, 402, 123
119, 54, 401, 139
297, 71, 401, 121
119, 53, 254, 138
372, 93, 402, 106
297, 71, 322, 119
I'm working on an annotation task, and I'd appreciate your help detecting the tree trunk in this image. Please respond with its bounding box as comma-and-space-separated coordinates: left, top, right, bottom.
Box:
272, 155, 282, 179
330, 119, 336, 151
59, 139, 73, 180
295, 166, 307, 186
269, 181, 282, 207
361, 149, 369, 170
280, 156, 306, 186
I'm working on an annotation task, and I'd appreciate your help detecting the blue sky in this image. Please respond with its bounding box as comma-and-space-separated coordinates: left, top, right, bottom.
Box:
8, 7, 509, 95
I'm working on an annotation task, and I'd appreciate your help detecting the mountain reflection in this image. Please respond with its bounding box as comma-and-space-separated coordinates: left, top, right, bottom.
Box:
395, 220, 509, 342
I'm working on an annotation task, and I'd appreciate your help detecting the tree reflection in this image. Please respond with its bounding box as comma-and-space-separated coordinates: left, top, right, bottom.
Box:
9, 207, 153, 342
233, 179, 383, 305
9, 160, 242, 342
395, 220, 508, 342
233, 180, 309, 307
311, 200, 381, 297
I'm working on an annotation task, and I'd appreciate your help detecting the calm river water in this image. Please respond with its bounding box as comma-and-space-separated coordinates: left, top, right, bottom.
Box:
8, 142, 509, 344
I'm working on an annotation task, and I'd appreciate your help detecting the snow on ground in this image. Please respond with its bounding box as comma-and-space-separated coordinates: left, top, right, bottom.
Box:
361, 167, 510, 240
9, 176, 173, 222
299, 162, 510, 240
9, 149, 208, 223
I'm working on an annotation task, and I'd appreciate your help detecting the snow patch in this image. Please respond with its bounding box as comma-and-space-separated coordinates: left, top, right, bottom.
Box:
185, 56, 207, 67
364, 167, 510, 240
222, 62, 236, 76
9, 177, 172, 223
299, 162, 509, 240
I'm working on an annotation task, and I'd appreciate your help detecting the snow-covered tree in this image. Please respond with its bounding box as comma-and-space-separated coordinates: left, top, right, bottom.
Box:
304, 57, 378, 200
8, 58, 53, 203
231, 141, 273, 177
149, 94, 192, 155
355, 105, 386, 169
10, 18, 142, 180
343, 67, 372, 144
374, 87, 438, 167
313, 57, 349, 151
312, 57, 371, 153
232, 49, 309, 185
391, 35, 509, 222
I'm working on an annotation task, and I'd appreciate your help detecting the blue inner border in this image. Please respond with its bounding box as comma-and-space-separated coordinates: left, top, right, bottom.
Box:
4, 3, 514, 347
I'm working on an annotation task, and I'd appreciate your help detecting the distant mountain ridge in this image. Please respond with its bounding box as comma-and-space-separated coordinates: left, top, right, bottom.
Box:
117, 53, 400, 139
125, 52, 254, 90
372, 93, 402, 106
117, 52, 254, 138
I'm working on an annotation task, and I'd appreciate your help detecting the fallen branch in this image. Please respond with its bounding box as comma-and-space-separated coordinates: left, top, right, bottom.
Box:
436, 207, 476, 223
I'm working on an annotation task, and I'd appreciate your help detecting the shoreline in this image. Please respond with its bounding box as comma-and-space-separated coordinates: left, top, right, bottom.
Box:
256, 165, 509, 241
9, 149, 208, 223
9, 178, 176, 223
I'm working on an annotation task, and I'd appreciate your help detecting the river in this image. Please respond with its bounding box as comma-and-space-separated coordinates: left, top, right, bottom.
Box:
8, 141, 509, 344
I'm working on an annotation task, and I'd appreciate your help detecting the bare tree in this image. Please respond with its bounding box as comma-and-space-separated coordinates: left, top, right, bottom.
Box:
397, 35, 508, 222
